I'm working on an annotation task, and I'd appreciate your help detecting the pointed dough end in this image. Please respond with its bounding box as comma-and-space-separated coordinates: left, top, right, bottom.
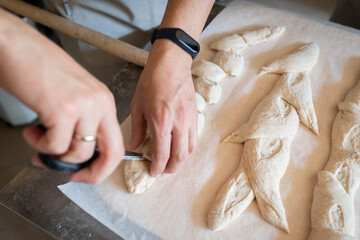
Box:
311, 125, 319, 136
264, 213, 290, 233
280, 223, 290, 233
207, 215, 224, 231
268, 215, 290, 233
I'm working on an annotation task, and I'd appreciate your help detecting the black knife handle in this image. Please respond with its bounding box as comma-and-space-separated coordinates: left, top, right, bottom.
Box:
38, 149, 98, 173
36, 124, 98, 173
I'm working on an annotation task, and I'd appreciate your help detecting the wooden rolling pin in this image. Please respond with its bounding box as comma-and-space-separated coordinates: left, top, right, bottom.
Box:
0, 0, 149, 67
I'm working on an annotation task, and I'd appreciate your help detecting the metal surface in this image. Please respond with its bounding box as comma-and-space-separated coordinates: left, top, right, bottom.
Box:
0, 4, 224, 239
0, 164, 122, 240
123, 151, 146, 161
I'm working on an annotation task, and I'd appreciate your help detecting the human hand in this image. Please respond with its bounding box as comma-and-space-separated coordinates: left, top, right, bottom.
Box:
128, 40, 198, 176
0, 9, 124, 183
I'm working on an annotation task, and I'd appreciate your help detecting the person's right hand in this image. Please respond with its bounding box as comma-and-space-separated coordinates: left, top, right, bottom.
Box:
0, 9, 124, 183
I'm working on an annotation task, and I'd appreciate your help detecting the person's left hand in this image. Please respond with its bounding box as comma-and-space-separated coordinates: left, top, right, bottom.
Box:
128, 39, 198, 176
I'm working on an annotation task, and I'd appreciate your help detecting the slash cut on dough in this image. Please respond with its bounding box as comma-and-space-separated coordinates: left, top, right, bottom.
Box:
212, 51, 244, 76
241, 26, 286, 46
194, 77, 222, 104
210, 33, 248, 55
210, 26, 286, 55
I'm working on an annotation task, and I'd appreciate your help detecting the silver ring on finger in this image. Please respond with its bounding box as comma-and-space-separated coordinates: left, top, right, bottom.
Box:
74, 133, 96, 142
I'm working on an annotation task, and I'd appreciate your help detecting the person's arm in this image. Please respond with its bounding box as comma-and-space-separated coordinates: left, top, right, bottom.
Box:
128, 0, 215, 176
0, 8, 124, 183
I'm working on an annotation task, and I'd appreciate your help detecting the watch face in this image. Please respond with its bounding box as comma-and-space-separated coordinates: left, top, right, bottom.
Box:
175, 29, 200, 53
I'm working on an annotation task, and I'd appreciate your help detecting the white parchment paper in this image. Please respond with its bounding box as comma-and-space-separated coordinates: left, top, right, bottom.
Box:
59, 2, 360, 239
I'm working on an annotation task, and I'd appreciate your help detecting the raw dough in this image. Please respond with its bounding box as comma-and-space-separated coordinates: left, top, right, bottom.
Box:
194, 77, 222, 104
223, 92, 299, 232
213, 45, 319, 231
210, 26, 286, 55
212, 51, 245, 76
208, 164, 254, 231
210, 33, 248, 55
195, 92, 206, 113
241, 26, 286, 46
124, 160, 156, 194
191, 60, 227, 83
309, 79, 360, 240
260, 42, 319, 75
140, 135, 153, 161
124, 136, 156, 194
198, 112, 205, 136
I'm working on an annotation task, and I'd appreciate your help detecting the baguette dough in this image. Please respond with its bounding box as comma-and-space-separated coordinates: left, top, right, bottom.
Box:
260, 42, 319, 75
124, 136, 156, 194
191, 60, 227, 83
212, 43, 319, 232
212, 51, 244, 76
241, 26, 286, 46
198, 112, 205, 135
194, 77, 222, 104
210, 33, 248, 55
224, 91, 300, 232
195, 92, 206, 113
309, 79, 360, 240
210, 26, 286, 55
208, 164, 254, 231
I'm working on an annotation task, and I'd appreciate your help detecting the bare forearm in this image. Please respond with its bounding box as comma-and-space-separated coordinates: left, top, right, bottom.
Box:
160, 0, 215, 40
0, 8, 50, 95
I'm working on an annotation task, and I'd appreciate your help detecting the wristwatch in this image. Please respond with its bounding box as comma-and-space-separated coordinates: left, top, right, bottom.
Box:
151, 28, 200, 60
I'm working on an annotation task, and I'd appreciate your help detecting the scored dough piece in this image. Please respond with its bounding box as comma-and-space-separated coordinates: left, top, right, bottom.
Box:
220, 97, 300, 233
243, 136, 292, 232
218, 47, 319, 232
124, 160, 155, 194
260, 42, 319, 75
241, 26, 286, 46
224, 94, 299, 144
124, 136, 156, 194
309, 171, 354, 240
208, 164, 255, 231
195, 92, 206, 113
210, 33, 248, 55
224, 95, 299, 233
274, 72, 319, 135
309, 79, 360, 239
194, 77, 222, 104
212, 51, 244, 76
198, 112, 205, 136
191, 60, 227, 83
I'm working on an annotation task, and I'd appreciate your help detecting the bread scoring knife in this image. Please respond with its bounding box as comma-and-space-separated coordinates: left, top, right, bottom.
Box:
38, 149, 146, 173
